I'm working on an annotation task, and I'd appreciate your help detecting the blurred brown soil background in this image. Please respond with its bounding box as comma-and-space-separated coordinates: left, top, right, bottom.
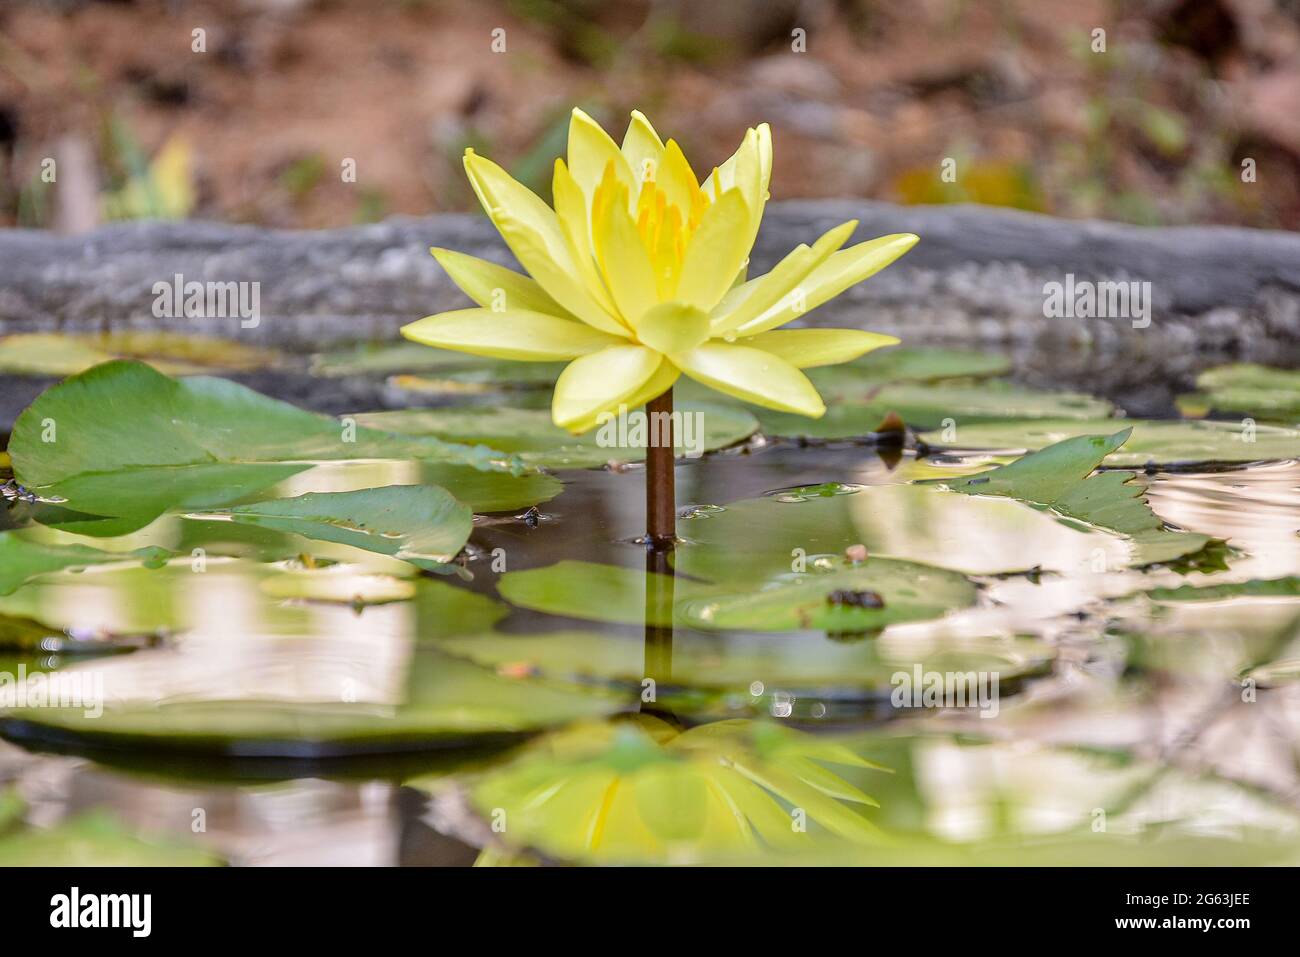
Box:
1, 0, 1298, 232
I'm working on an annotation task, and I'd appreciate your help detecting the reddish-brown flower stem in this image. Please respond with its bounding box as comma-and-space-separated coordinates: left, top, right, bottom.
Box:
645, 387, 676, 549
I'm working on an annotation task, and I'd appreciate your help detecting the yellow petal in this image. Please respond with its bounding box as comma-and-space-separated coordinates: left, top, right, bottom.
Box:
559, 358, 681, 434
494, 210, 631, 337
672, 341, 825, 417
634, 302, 710, 355
401, 308, 621, 361
755, 123, 773, 195
702, 127, 768, 260
675, 188, 752, 312
430, 247, 565, 316
711, 220, 857, 335
552, 344, 665, 431
736, 233, 919, 336
594, 185, 659, 326
551, 159, 622, 318
742, 328, 899, 368
567, 108, 635, 202
464, 150, 627, 337
654, 140, 701, 220
703, 127, 761, 204
463, 149, 567, 261
621, 110, 665, 197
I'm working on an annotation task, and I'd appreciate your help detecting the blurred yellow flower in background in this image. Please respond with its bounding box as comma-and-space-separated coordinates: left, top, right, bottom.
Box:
467, 716, 886, 865
403, 109, 917, 432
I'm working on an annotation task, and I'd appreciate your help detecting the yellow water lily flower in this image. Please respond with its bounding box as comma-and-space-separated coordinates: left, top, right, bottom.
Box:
402, 109, 917, 433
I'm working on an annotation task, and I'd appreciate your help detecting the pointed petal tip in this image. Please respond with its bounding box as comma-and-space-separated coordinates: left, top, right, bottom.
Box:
570, 106, 601, 129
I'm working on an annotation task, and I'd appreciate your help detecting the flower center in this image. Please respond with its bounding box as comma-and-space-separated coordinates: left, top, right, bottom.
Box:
591, 159, 711, 300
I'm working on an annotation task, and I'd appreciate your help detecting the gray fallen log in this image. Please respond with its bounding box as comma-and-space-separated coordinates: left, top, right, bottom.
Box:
2, 200, 1299, 356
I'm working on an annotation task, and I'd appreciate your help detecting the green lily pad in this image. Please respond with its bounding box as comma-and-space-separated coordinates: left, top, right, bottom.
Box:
1146, 577, 1300, 602
669, 347, 1012, 410
678, 561, 977, 632
434, 628, 1051, 694
814, 347, 1012, 389
921, 417, 1300, 466
937, 429, 1212, 566
220, 486, 472, 569
8, 361, 539, 535
496, 557, 977, 633
0, 808, 221, 866
258, 566, 418, 605
0, 648, 619, 755
413, 579, 509, 642
0, 331, 279, 377
673, 482, 1129, 579
0, 532, 170, 596
351, 402, 758, 468
1181, 363, 1300, 424
498, 560, 686, 627
0, 788, 24, 834
312, 342, 566, 387
751, 381, 1113, 438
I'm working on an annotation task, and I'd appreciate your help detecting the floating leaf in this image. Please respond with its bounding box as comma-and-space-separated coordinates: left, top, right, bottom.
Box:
8, 361, 530, 535
434, 628, 1051, 696
221, 486, 472, 570
816, 347, 1012, 388
498, 560, 687, 626
1146, 577, 1300, 602
352, 402, 758, 468
0, 649, 619, 755
496, 556, 977, 633
674, 347, 1012, 408
752, 381, 1113, 438
0, 809, 220, 867
937, 430, 1212, 566
0, 532, 169, 596
1180, 364, 1300, 424
922, 417, 1300, 466
675, 481, 1129, 580
678, 560, 978, 632
0, 788, 24, 834
0, 332, 278, 377
311, 342, 565, 388
258, 565, 417, 605
413, 579, 509, 643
